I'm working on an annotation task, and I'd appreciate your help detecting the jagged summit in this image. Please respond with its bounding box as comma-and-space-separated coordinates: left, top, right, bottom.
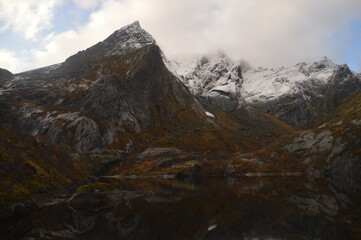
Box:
102, 20, 156, 56
54, 21, 157, 77
113, 20, 142, 34
319, 56, 336, 67
295, 56, 336, 74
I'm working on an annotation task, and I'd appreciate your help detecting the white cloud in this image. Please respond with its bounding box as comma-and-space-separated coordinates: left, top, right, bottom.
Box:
0, 0, 62, 40
72, 0, 100, 9
0, 49, 21, 72
7, 0, 361, 72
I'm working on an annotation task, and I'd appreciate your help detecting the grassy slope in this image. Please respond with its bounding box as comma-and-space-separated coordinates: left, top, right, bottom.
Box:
109, 105, 295, 176
0, 125, 70, 204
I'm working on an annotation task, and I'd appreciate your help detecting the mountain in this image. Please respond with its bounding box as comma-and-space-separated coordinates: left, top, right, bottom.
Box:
1, 22, 195, 154
170, 55, 361, 128
0, 21, 360, 207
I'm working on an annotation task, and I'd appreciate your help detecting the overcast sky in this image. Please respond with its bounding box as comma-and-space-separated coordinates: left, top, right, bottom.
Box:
0, 0, 360, 73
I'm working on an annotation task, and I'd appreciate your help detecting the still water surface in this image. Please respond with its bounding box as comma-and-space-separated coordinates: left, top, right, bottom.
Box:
3, 177, 361, 239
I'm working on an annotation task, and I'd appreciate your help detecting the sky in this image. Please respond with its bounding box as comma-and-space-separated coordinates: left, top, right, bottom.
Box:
0, 0, 360, 73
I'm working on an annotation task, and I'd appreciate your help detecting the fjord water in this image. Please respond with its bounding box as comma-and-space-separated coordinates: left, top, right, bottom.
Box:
4, 177, 361, 240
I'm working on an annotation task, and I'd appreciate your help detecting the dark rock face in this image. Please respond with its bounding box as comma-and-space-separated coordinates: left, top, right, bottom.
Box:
0, 68, 13, 86
283, 130, 361, 191
330, 151, 361, 191
324, 65, 360, 110
238, 92, 361, 191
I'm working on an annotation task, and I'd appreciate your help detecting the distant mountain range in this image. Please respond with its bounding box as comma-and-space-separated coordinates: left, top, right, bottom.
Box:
0, 21, 360, 206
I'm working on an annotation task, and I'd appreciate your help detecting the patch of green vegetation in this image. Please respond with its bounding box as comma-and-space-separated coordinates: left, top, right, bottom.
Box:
0, 125, 78, 205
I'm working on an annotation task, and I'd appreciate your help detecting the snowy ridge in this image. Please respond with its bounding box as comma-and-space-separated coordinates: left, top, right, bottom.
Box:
169, 55, 339, 105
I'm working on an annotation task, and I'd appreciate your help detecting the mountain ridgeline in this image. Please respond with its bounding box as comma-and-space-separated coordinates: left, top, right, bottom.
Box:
0, 21, 360, 204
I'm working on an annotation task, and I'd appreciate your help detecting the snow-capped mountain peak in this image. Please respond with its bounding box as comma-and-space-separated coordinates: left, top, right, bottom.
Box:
310, 56, 336, 69
294, 56, 336, 76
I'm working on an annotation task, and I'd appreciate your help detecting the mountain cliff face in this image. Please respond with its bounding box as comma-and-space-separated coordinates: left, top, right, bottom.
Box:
170, 55, 361, 128
0, 22, 199, 155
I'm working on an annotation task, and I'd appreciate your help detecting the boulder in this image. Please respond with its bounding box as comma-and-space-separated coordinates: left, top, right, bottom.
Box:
137, 148, 183, 160
155, 154, 201, 169
0, 199, 38, 220
176, 163, 202, 178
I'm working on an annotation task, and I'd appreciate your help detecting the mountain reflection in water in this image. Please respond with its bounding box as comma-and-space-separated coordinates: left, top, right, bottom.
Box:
3, 177, 361, 240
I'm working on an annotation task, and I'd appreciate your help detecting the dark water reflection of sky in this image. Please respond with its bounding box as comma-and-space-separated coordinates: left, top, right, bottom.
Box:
4, 177, 361, 240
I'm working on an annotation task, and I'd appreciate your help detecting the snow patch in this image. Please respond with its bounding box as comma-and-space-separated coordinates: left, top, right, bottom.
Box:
208, 224, 217, 231
205, 111, 215, 118
56, 112, 81, 121
22, 104, 43, 117
351, 119, 361, 126
39, 63, 61, 74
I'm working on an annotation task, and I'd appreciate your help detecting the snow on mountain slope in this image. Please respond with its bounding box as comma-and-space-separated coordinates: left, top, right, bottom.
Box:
168, 53, 243, 111
166, 54, 200, 78
169, 55, 337, 104
242, 57, 337, 104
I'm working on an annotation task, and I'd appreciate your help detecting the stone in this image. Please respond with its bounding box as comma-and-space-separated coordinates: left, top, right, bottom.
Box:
155, 154, 200, 169
225, 164, 235, 175
176, 163, 202, 178
137, 148, 183, 160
